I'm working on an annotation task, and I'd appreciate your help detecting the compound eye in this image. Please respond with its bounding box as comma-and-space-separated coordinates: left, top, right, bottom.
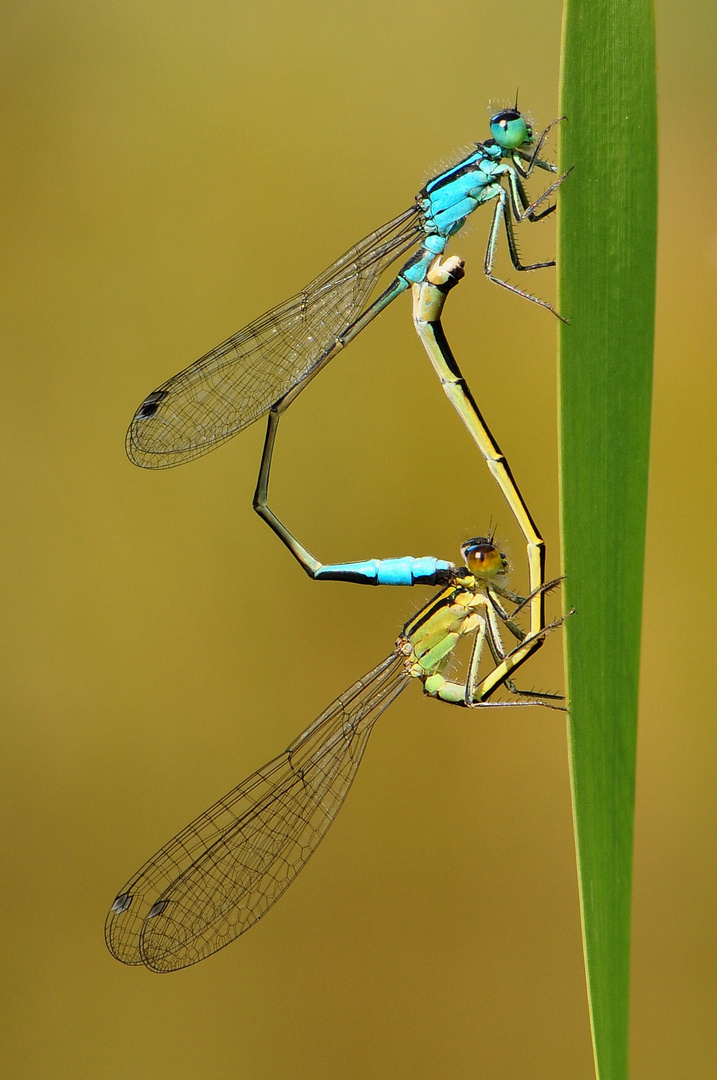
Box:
460, 538, 508, 580
489, 109, 531, 149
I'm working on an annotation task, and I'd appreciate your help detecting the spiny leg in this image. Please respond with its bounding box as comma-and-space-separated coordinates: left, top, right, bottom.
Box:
464, 610, 490, 705
510, 161, 573, 224
483, 192, 566, 319
514, 116, 566, 178
460, 600, 558, 706
483, 599, 564, 703
509, 169, 557, 225
501, 201, 557, 274
500, 576, 565, 619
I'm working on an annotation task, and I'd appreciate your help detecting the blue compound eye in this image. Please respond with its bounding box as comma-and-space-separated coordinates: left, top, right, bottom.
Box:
489, 109, 532, 149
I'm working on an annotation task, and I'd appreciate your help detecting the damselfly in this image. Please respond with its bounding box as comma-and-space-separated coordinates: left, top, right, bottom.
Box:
106, 537, 562, 973
126, 108, 567, 502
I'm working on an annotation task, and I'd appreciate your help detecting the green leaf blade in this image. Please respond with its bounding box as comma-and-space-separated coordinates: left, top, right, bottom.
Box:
558, 2, 658, 1078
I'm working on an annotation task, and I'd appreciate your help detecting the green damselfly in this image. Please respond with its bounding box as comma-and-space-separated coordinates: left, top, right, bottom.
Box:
106, 536, 562, 972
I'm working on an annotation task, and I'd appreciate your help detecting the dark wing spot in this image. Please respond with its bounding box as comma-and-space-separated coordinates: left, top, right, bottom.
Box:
111, 892, 133, 914
137, 390, 169, 420
147, 899, 169, 919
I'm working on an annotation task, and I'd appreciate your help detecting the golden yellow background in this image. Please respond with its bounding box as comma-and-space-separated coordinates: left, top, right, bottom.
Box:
2, 2, 714, 1077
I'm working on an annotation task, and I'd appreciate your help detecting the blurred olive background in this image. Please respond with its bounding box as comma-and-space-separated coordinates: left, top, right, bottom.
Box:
1, 2, 714, 1077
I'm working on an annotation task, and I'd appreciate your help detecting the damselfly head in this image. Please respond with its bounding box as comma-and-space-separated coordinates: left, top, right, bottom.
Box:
460, 537, 509, 581
489, 108, 533, 150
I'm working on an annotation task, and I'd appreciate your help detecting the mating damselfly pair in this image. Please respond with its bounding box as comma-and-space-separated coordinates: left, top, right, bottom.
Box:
107, 106, 567, 971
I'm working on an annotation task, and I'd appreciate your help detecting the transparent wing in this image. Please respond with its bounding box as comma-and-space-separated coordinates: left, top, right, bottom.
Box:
126, 206, 423, 469
105, 651, 410, 972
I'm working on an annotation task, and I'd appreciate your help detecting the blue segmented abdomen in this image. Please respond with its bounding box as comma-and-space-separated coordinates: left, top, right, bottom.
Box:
315, 556, 455, 586
400, 234, 448, 284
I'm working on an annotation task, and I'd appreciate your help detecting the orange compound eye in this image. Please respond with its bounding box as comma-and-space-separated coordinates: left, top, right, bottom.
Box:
460, 537, 508, 580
